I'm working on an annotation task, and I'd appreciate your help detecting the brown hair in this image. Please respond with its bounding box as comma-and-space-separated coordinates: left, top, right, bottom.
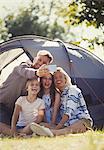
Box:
38, 73, 57, 107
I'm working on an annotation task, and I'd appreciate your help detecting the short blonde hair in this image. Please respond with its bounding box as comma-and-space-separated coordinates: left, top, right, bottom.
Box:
37, 50, 53, 63
54, 67, 72, 86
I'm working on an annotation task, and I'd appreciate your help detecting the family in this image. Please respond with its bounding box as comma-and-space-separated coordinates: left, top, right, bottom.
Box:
0, 50, 93, 137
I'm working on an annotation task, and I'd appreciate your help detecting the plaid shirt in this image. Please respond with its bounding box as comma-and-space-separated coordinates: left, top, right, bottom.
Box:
60, 85, 93, 126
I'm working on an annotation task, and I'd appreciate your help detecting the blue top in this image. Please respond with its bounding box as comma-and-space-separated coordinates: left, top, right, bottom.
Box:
42, 94, 52, 123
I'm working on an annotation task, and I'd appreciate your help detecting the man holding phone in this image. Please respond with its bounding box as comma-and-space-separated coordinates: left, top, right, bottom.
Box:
0, 50, 53, 136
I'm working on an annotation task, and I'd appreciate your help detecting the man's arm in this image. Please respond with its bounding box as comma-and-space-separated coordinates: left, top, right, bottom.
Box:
14, 63, 37, 79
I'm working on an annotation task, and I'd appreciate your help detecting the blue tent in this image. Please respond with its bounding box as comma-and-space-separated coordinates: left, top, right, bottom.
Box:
0, 35, 104, 129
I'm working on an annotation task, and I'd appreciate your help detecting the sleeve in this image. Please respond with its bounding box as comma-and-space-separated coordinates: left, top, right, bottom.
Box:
64, 89, 78, 117
78, 92, 87, 108
39, 100, 45, 110
14, 63, 37, 79
78, 92, 93, 123
15, 97, 23, 107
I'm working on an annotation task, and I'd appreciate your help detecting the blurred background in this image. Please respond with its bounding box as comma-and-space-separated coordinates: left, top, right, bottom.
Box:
0, 0, 104, 60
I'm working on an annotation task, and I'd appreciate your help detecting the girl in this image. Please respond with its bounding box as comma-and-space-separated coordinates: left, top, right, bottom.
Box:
39, 73, 60, 126
11, 77, 45, 136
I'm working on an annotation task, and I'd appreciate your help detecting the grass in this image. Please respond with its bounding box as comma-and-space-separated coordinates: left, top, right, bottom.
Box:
0, 131, 104, 150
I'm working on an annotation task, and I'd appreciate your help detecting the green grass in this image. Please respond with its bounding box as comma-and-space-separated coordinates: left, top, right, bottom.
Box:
0, 131, 104, 150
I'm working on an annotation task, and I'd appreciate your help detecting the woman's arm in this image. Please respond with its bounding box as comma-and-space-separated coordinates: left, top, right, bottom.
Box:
11, 104, 21, 135
55, 114, 69, 129
51, 92, 61, 125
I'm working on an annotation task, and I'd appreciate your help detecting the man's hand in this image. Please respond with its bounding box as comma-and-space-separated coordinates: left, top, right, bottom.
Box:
36, 65, 50, 77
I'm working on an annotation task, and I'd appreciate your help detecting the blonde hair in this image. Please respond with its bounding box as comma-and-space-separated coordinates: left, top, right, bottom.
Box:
54, 67, 72, 87
37, 50, 53, 63
26, 77, 40, 89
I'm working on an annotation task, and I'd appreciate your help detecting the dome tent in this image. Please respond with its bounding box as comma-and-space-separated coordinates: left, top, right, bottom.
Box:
0, 35, 104, 129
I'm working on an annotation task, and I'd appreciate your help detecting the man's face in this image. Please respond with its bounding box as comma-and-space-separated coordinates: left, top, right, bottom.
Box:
33, 55, 50, 69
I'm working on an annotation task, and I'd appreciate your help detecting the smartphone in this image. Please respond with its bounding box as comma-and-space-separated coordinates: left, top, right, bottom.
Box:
48, 64, 57, 73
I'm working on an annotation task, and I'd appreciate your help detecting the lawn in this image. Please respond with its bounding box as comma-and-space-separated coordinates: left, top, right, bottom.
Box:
0, 131, 104, 150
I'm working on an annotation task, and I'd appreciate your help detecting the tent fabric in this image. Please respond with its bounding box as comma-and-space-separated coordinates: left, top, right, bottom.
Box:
0, 35, 104, 129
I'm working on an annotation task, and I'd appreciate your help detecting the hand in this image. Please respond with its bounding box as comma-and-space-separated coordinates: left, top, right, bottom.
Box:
68, 120, 88, 133
36, 65, 50, 77
45, 123, 56, 129
55, 123, 63, 130
44, 123, 51, 128
10, 127, 18, 137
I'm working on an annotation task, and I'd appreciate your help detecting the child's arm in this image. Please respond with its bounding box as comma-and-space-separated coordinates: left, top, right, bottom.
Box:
35, 109, 45, 124
51, 92, 60, 125
11, 104, 21, 135
55, 114, 69, 129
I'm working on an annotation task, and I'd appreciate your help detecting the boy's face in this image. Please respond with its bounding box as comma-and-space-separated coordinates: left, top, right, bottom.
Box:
33, 55, 50, 69
27, 80, 40, 95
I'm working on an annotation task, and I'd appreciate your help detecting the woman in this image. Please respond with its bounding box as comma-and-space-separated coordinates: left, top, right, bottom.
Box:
30, 67, 93, 136
39, 73, 60, 126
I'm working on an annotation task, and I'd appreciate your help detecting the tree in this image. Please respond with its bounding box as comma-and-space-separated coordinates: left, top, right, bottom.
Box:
54, 0, 104, 60
5, 0, 65, 39
0, 18, 9, 43
78, 0, 104, 27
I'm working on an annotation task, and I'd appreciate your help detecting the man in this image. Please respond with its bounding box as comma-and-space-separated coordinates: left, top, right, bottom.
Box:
0, 50, 53, 135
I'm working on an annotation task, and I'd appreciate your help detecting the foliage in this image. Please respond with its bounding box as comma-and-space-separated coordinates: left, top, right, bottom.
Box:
0, 0, 104, 60
78, 0, 104, 28
5, 0, 65, 39
57, 1, 80, 26
0, 18, 9, 43
56, 0, 104, 56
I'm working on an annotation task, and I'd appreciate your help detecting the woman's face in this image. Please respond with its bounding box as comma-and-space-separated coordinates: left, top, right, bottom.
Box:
54, 71, 66, 91
42, 74, 53, 90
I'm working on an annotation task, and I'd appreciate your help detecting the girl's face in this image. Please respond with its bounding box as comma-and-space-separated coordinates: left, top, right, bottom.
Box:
54, 71, 66, 91
27, 79, 40, 96
42, 74, 52, 90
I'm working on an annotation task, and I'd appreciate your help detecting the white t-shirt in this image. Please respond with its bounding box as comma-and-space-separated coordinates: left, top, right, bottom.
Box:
16, 96, 45, 126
